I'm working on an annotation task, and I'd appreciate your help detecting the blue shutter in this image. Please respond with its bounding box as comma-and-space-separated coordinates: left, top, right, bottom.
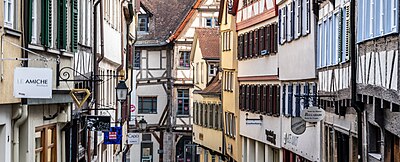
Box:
365, 0, 371, 39
282, 84, 286, 116
304, 83, 309, 108
385, 0, 392, 34
327, 17, 332, 66
312, 83, 317, 106
295, 83, 301, 117
332, 14, 338, 65
288, 84, 293, 117
357, 0, 364, 42
342, 8, 347, 62
317, 23, 321, 68
374, 0, 381, 37
321, 20, 326, 67
279, 9, 282, 44
391, 0, 398, 33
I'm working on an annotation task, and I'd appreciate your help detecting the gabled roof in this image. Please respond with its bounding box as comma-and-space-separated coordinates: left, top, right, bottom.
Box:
168, 0, 203, 42
136, 0, 196, 46
192, 28, 220, 60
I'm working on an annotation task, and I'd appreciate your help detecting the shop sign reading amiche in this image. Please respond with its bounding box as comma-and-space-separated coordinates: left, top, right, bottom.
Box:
300, 106, 326, 122
13, 67, 53, 98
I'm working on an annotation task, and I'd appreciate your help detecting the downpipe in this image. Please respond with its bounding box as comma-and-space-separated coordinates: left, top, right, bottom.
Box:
13, 105, 28, 162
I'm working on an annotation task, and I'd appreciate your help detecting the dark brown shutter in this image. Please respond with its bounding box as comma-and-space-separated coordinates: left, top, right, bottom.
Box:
254, 29, 259, 57
249, 31, 253, 58
268, 85, 273, 115
245, 85, 251, 111
273, 23, 278, 53
270, 24, 274, 54
244, 33, 248, 58
262, 85, 267, 114
239, 85, 243, 110
259, 27, 264, 53
265, 25, 270, 54
256, 85, 260, 113
238, 35, 242, 59
276, 85, 280, 116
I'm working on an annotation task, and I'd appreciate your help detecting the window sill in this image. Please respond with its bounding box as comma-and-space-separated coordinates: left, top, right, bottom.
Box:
176, 114, 190, 118
4, 27, 22, 38
27, 44, 74, 58
368, 153, 382, 160
177, 67, 190, 70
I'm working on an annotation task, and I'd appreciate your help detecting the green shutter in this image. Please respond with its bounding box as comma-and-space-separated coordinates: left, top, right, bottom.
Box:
58, 0, 67, 49
71, 0, 78, 52
41, 0, 52, 47
28, 0, 32, 43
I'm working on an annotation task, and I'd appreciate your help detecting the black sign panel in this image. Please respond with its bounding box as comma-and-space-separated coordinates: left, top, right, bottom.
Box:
85, 115, 111, 131
265, 129, 276, 145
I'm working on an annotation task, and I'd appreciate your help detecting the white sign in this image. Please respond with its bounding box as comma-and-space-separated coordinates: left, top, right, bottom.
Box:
300, 106, 326, 122
13, 67, 52, 98
127, 133, 140, 145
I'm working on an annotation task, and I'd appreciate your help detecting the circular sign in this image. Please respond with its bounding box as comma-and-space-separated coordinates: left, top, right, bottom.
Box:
291, 117, 306, 135
300, 106, 326, 122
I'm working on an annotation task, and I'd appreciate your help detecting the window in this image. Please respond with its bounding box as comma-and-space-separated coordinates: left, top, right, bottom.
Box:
138, 97, 157, 114
138, 14, 149, 32
336, 131, 350, 162
224, 71, 234, 92
209, 104, 213, 128
201, 62, 204, 83
205, 17, 213, 27
237, 24, 278, 60
225, 112, 236, 138
4, 0, 14, 28
279, 0, 311, 45
196, 63, 199, 84
134, 50, 141, 69
179, 51, 190, 68
30, 0, 37, 44
281, 82, 316, 117
368, 123, 381, 153
222, 31, 231, 51
208, 63, 217, 76
357, 0, 398, 42
177, 89, 189, 115
141, 143, 153, 162
35, 125, 57, 162
239, 84, 280, 116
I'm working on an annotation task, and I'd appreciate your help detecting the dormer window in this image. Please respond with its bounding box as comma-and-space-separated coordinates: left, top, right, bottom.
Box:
138, 14, 149, 32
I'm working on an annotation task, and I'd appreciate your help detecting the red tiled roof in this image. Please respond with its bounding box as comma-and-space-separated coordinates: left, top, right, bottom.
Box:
195, 28, 220, 60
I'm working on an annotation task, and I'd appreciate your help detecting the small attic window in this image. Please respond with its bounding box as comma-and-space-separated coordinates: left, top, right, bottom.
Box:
138, 14, 149, 32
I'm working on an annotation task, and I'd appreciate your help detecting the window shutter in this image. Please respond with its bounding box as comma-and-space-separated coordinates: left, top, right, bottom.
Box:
295, 83, 301, 117
274, 23, 278, 53
282, 84, 286, 116
338, 8, 343, 62
275, 85, 280, 116
305, 0, 310, 34
296, 0, 302, 38
291, 1, 295, 40
251, 85, 255, 112
244, 33, 248, 58
58, 0, 67, 50
239, 35, 244, 59
370, 0, 374, 37
271, 24, 277, 53
345, 5, 350, 61
259, 84, 264, 113
282, 6, 287, 43
287, 3, 293, 41
268, 85, 273, 115
304, 83, 309, 108
288, 84, 293, 117
254, 29, 259, 56
259, 27, 264, 54
391, 0, 397, 32
246, 85, 250, 111
249, 31, 253, 58
41, 0, 52, 47
271, 85, 276, 115
312, 83, 317, 106
256, 85, 260, 113
279, 9, 282, 44
265, 25, 270, 54
28, 0, 33, 43
237, 35, 243, 60
194, 102, 197, 124
239, 85, 243, 110
71, 0, 79, 52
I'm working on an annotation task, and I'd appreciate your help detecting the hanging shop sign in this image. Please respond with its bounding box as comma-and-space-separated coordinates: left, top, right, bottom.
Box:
85, 115, 111, 131
300, 106, 326, 122
127, 133, 140, 145
13, 67, 52, 98
291, 117, 306, 135
265, 129, 277, 145
104, 127, 122, 144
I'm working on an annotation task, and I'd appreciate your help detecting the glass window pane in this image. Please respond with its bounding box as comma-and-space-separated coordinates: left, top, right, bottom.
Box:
35, 131, 42, 148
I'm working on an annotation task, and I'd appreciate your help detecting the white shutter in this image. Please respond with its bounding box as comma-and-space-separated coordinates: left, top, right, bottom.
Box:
370, 0, 374, 37
305, 0, 310, 34
296, 0, 302, 38
380, 0, 384, 34
287, 3, 292, 41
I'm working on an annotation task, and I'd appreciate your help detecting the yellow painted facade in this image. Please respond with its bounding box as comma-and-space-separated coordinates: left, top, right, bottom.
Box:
0, 0, 22, 104
219, 0, 241, 161
191, 29, 224, 161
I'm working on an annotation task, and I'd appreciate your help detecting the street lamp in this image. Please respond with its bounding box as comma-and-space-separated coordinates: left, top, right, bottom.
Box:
116, 80, 128, 101
138, 118, 147, 130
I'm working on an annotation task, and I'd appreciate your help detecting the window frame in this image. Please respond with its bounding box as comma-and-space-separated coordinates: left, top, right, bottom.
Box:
4, 0, 14, 28
177, 89, 190, 116
138, 14, 149, 32
35, 124, 57, 162
179, 51, 191, 68
138, 96, 158, 114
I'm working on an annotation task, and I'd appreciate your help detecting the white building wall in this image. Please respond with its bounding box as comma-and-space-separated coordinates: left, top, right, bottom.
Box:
0, 106, 12, 162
